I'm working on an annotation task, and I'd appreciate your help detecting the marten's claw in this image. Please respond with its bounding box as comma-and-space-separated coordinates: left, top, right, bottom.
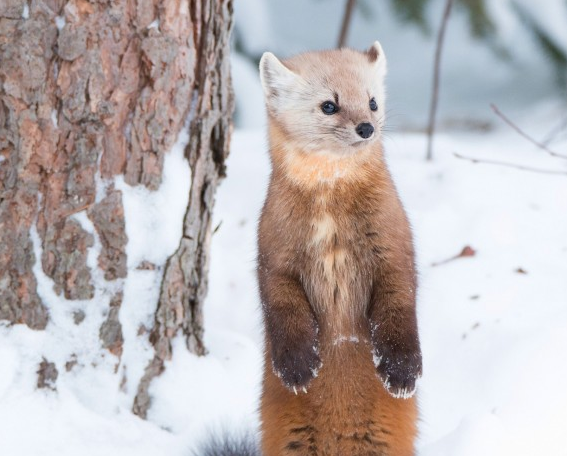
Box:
373, 346, 422, 399
271, 343, 322, 393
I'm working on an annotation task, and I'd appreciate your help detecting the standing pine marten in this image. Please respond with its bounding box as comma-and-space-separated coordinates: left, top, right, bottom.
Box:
257, 42, 422, 456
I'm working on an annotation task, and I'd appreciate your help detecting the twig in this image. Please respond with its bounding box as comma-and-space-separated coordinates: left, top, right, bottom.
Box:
337, 0, 357, 48
431, 245, 476, 267
542, 114, 567, 146
61, 202, 95, 218
426, 0, 454, 161
490, 104, 567, 160
454, 152, 567, 175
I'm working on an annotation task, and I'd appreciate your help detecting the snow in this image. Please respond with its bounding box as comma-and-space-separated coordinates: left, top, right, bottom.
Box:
147, 19, 160, 30
0, 127, 194, 455
203, 119, 567, 454
389, 120, 567, 455
333, 335, 360, 345
51, 110, 58, 128
2, 112, 565, 454
115, 126, 192, 404
148, 333, 261, 447
55, 15, 65, 30
115, 127, 191, 269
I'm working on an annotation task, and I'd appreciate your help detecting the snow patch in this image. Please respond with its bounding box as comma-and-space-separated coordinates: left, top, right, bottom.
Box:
115, 127, 191, 269
51, 110, 58, 128
0, 345, 18, 400
147, 19, 160, 30
372, 352, 382, 368
55, 16, 65, 30
22, 3, 29, 19
148, 332, 262, 452
310, 366, 320, 379
333, 334, 360, 345
30, 222, 103, 331
0, 119, 196, 455
114, 125, 192, 401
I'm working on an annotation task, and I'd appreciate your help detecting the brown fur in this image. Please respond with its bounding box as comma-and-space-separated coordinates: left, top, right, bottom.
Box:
258, 46, 421, 456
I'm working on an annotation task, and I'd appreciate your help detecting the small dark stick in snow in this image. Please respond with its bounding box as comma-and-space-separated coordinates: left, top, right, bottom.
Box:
431, 245, 476, 267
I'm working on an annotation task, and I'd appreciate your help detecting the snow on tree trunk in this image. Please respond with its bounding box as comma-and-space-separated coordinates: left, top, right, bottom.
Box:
133, 0, 235, 418
0, 0, 234, 418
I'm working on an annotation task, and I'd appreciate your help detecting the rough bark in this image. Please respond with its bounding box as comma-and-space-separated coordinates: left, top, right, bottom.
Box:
99, 291, 124, 359
133, 0, 234, 418
1, 0, 233, 417
87, 189, 127, 281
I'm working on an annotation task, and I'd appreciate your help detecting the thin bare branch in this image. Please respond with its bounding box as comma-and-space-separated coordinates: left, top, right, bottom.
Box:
454, 152, 567, 175
491, 104, 567, 160
426, 0, 454, 161
337, 0, 357, 48
542, 114, 567, 146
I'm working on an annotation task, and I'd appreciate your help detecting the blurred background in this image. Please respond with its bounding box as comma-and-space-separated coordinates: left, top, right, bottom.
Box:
231, 0, 567, 134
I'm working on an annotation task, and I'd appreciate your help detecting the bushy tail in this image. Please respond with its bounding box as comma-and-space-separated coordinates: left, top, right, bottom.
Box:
193, 430, 261, 456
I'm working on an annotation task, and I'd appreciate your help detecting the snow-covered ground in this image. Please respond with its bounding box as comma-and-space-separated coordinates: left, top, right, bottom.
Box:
1, 102, 566, 454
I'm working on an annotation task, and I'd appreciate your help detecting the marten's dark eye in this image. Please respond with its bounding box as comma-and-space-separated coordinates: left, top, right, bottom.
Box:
321, 101, 339, 115
369, 98, 378, 111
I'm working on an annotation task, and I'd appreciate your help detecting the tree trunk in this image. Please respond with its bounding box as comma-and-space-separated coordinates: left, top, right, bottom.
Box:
0, 0, 233, 418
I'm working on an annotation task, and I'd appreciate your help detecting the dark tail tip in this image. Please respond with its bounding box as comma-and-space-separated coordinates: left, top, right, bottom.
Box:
192, 430, 261, 456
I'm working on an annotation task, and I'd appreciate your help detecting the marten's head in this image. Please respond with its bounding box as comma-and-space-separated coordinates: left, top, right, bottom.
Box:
259, 42, 387, 156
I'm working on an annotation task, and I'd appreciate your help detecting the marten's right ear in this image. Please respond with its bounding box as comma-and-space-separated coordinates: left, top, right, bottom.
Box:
367, 41, 387, 77
259, 52, 303, 110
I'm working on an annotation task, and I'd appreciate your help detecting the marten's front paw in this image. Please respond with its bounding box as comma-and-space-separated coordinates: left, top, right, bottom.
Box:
373, 344, 422, 399
271, 341, 322, 393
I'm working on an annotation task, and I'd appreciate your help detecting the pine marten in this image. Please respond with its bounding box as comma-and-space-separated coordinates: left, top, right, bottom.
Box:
257, 42, 422, 456
197, 42, 422, 456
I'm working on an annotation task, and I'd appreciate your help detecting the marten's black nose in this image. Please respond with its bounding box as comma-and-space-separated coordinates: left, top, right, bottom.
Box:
356, 122, 374, 139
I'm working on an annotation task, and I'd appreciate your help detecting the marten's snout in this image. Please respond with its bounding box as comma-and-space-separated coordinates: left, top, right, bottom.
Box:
356, 122, 374, 139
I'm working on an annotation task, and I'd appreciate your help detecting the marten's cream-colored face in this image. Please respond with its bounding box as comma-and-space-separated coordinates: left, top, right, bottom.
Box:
259, 42, 387, 154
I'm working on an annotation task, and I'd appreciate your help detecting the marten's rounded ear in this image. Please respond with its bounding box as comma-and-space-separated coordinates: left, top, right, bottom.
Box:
367, 41, 387, 73
259, 52, 299, 97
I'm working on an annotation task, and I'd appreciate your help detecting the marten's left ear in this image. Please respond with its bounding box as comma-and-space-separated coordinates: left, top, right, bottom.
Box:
260, 53, 299, 96
367, 41, 387, 75
259, 52, 307, 114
